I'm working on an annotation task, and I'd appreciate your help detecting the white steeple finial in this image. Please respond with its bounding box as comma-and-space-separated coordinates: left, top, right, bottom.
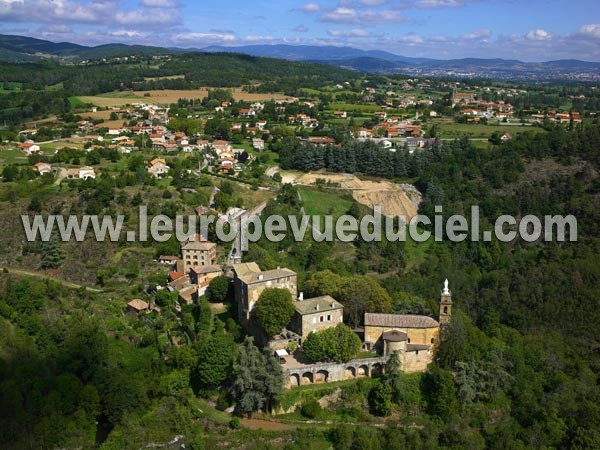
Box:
442, 279, 450, 295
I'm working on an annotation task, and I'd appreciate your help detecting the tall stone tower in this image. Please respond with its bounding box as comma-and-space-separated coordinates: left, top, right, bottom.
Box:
439, 279, 452, 326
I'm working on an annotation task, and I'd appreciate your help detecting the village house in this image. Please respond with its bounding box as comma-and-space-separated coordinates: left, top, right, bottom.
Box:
256, 120, 267, 130
289, 294, 344, 341
333, 111, 347, 119
308, 136, 335, 145
232, 262, 297, 326
189, 265, 223, 296
355, 127, 372, 139
452, 91, 475, 106
32, 162, 52, 175
252, 138, 265, 151
67, 166, 96, 180
127, 298, 149, 313
18, 141, 40, 155
152, 142, 178, 152
181, 234, 217, 274
18, 129, 38, 137
84, 135, 103, 142
158, 255, 179, 265
239, 109, 256, 118
147, 158, 169, 178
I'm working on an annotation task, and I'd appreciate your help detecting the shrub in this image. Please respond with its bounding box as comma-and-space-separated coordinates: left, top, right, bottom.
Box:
229, 417, 241, 430
301, 399, 322, 419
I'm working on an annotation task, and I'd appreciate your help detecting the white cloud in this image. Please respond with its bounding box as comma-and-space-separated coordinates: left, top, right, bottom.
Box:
525, 29, 552, 41
318, 7, 406, 24
577, 24, 600, 39
462, 28, 491, 40
327, 28, 371, 37
140, 0, 177, 7
415, 0, 464, 8
301, 3, 320, 12
294, 24, 309, 32
357, 0, 389, 5
320, 7, 357, 22
0, 0, 116, 23
172, 32, 236, 44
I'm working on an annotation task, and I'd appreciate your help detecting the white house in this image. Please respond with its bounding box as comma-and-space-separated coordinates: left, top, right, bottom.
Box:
18, 141, 41, 155
33, 162, 52, 175
252, 138, 265, 151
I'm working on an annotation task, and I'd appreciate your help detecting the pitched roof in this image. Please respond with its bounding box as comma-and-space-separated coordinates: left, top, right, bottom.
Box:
382, 330, 408, 342
364, 313, 439, 329
233, 263, 296, 285
232, 262, 261, 277
180, 234, 216, 251
128, 299, 148, 311
294, 295, 343, 315
190, 265, 222, 275
406, 343, 430, 352
169, 271, 185, 281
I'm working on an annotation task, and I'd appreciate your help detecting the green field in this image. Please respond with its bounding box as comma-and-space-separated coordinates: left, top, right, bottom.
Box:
299, 188, 352, 219
68, 96, 88, 107
434, 121, 546, 139
0, 82, 23, 94
0, 148, 28, 167
328, 103, 381, 113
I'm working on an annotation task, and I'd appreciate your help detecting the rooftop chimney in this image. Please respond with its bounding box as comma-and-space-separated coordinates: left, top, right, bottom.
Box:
298, 292, 304, 301
258, 273, 263, 281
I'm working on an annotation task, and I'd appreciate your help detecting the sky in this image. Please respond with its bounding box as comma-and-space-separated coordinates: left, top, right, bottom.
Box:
0, 0, 599, 61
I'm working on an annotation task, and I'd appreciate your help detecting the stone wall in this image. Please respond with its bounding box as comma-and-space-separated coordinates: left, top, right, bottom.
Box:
364, 325, 439, 348
290, 308, 344, 341
284, 356, 389, 389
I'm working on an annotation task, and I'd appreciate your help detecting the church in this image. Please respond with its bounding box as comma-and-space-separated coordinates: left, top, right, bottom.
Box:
363, 279, 452, 372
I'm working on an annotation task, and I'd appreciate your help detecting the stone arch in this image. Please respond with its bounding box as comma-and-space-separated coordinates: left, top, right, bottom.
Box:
371, 363, 383, 377
344, 366, 356, 380
289, 373, 300, 387
315, 370, 329, 384
357, 364, 369, 377
302, 372, 314, 385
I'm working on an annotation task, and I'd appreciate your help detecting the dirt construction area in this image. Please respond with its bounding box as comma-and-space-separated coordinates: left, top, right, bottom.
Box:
283, 172, 421, 218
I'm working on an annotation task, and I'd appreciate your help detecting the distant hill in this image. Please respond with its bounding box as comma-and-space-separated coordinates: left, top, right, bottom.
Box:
308, 57, 408, 74
200, 44, 432, 65
0, 34, 176, 61
0, 34, 598, 80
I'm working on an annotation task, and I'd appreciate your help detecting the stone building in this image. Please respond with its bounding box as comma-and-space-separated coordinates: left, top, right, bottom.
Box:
232, 262, 297, 326
362, 280, 453, 373
289, 294, 344, 341
189, 265, 223, 296
181, 234, 217, 274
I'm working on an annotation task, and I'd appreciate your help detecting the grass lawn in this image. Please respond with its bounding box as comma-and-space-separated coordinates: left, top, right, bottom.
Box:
328, 103, 381, 113
299, 188, 352, 219
0, 82, 23, 94
0, 148, 28, 166
68, 96, 89, 108
435, 121, 546, 139
258, 151, 279, 166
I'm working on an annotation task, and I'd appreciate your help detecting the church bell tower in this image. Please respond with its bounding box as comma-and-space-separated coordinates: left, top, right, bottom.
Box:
439, 279, 452, 326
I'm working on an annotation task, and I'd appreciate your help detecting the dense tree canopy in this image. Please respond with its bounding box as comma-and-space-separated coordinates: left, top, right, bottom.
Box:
254, 288, 295, 337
